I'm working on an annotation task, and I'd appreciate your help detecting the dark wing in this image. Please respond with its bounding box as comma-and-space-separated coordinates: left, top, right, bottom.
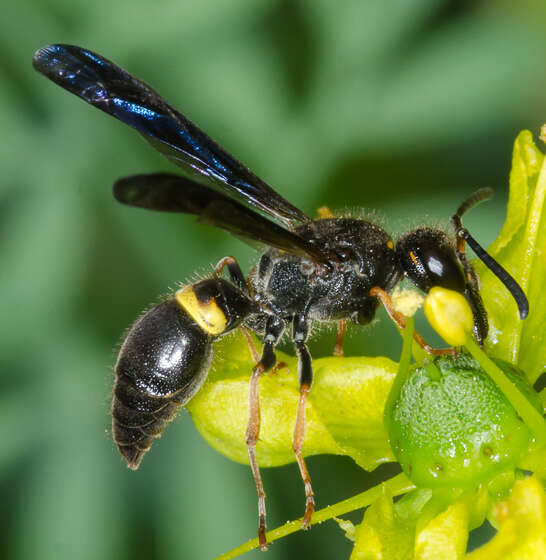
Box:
32, 44, 310, 227
114, 173, 328, 262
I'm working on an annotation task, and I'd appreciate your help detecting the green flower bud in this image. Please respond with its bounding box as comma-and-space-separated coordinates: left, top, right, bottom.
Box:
387, 354, 540, 488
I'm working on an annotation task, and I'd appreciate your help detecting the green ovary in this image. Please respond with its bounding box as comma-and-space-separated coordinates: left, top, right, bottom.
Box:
388, 354, 540, 488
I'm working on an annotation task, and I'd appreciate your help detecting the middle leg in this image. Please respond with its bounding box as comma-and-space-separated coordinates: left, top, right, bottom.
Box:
292, 312, 316, 528
333, 319, 347, 357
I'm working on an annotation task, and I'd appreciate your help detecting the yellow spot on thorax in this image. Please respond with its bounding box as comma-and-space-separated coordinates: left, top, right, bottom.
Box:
316, 206, 334, 218
176, 285, 227, 336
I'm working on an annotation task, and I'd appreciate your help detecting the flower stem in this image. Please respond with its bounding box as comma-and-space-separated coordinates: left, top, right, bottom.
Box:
215, 472, 414, 560
384, 316, 414, 431
465, 337, 546, 445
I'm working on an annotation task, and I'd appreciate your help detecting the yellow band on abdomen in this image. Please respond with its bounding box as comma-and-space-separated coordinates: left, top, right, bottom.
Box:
176, 285, 227, 336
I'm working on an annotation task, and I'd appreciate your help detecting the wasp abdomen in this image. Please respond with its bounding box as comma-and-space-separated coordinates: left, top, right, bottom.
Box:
112, 299, 213, 469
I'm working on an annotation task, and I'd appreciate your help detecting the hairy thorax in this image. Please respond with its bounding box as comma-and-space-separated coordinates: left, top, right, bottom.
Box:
248, 217, 400, 325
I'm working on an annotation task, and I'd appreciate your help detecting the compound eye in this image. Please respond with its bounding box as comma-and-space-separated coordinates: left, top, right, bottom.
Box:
398, 230, 466, 294
409, 247, 465, 293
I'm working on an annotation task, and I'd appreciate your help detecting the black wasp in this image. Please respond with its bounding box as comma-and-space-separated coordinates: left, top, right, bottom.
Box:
33, 44, 528, 549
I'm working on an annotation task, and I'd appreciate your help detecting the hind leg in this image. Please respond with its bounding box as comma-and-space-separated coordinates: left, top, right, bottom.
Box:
292, 312, 316, 528
245, 315, 284, 550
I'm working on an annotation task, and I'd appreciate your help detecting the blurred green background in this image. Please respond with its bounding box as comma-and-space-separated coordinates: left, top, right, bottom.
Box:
2, 1, 546, 559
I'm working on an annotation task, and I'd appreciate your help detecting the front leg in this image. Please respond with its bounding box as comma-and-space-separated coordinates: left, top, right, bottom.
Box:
292, 312, 316, 529
370, 286, 456, 356
333, 319, 347, 357
245, 315, 284, 550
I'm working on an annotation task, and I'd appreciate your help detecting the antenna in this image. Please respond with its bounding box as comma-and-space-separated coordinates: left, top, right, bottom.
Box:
452, 188, 528, 320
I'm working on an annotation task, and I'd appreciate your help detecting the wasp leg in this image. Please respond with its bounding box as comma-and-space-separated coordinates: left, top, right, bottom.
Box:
333, 319, 347, 357
241, 327, 288, 376
451, 200, 489, 345
454, 247, 488, 346
214, 255, 248, 294
292, 312, 316, 529
370, 287, 456, 356
271, 361, 289, 375
241, 326, 260, 363
245, 315, 284, 550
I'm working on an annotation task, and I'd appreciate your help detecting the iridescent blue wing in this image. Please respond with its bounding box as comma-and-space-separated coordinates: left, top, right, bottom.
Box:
114, 173, 328, 262
33, 44, 310, 227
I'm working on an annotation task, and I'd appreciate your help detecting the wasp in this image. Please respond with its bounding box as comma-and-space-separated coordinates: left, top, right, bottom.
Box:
33, 44, 528, 549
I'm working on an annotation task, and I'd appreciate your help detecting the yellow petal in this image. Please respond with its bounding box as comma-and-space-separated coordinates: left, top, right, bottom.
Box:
414, 500, 470, 560
466, 476, 546, 560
